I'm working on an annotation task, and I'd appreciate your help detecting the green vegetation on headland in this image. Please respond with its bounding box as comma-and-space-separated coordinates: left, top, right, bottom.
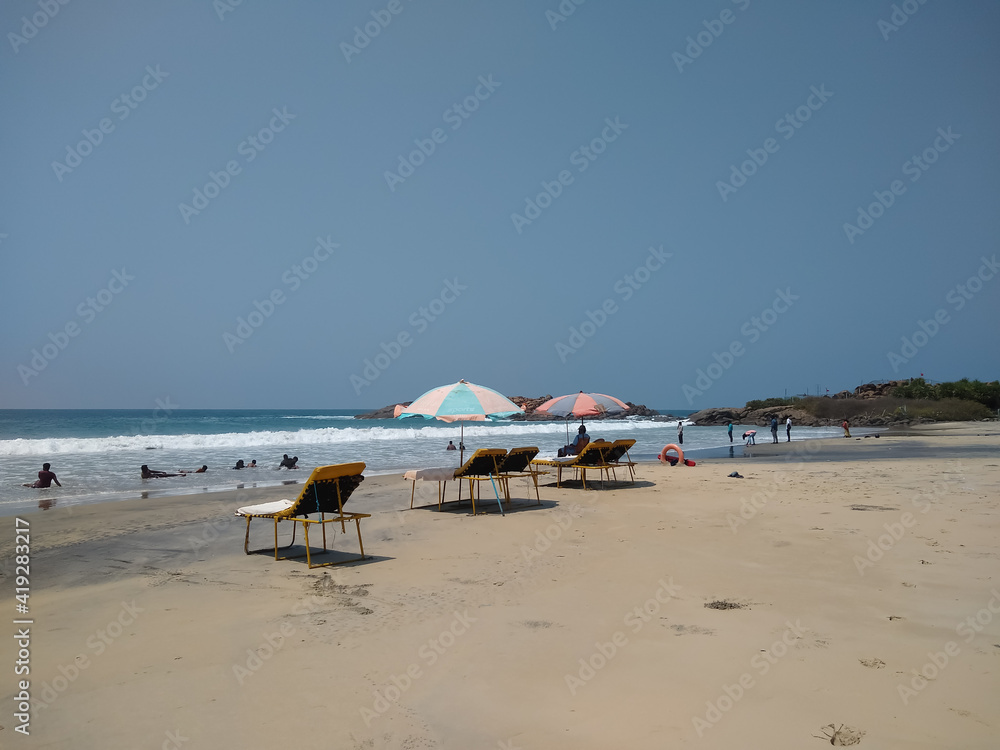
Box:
692, 379, 998, 427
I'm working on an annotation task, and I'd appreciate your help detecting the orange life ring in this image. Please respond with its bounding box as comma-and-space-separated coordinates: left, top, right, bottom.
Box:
658, 443, 684, 464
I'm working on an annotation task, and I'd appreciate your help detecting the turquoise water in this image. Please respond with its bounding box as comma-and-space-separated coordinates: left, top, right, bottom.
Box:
0, 409, 843, 514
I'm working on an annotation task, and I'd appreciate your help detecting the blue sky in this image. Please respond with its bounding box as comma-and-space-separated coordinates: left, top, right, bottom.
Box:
2, 0, 998, 410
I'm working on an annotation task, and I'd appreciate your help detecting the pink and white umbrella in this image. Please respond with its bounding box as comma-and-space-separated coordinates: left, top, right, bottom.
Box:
396, 379, 523, 461
535, 391, 628, 419
535, 391, 629, 442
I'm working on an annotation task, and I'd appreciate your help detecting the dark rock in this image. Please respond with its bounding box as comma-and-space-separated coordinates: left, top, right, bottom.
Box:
354, 402, 411, 420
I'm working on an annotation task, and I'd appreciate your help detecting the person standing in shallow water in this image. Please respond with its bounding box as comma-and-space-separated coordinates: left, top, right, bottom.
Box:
727, 422, 733, 443
677, 420, 684, 445
770, 416, 779, 443
786, 416, 792, 442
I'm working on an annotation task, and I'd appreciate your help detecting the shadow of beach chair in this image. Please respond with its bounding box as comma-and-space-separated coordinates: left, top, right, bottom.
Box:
602, 439, 637, 483
235, 462, 370, 568
455, 448, 507, 515
497, 447, 542, 506
531, 442, 611, 489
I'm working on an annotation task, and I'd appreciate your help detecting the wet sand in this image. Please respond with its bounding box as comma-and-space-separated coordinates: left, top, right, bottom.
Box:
1, 423, 998, 748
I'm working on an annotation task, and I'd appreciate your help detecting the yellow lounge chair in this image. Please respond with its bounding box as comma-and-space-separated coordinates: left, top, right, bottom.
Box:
497, 446, 543, 506
455, 448, 507, 515
602, 439, 637, 483
531, 442, 611, 489
235, 462, 370, 568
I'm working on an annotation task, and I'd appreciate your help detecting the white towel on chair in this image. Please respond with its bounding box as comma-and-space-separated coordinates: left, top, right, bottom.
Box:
236, 499, 294, 517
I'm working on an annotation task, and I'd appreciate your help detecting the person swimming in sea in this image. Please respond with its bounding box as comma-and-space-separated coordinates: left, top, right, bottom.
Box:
141, 465, 181, 478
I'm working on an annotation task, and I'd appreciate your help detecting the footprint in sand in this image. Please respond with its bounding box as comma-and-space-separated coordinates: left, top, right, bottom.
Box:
816, 724, 865, 745
858, 658, 885, 669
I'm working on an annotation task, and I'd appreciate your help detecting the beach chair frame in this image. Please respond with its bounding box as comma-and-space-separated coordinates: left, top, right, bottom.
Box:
236, 463, 371, 568
497, 447, 543, 506
454, 449, 507, 515
531, 442, 612, 489
601, 439, 637, 484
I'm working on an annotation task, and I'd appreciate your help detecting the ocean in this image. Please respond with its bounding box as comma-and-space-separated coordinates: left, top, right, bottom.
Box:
0, 409, 850, 514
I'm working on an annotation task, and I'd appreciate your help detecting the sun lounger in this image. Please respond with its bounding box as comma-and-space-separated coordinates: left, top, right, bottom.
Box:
531, 442, 611, 489
455, 448, 507, 515
497, 447, 542, 506
602, 439, 637, 483
235, 462, 370, 568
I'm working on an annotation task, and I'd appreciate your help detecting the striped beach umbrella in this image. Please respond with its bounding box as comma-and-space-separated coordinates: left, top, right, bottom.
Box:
396, 379, 523, 461
535, 391, 628, 419
536, 391, 629, 443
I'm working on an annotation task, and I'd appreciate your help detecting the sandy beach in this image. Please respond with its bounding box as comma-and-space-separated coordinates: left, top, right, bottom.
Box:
2, 424, 998, 749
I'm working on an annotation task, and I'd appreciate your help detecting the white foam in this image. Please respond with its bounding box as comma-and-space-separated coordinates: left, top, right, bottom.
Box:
0, 420, 667, 457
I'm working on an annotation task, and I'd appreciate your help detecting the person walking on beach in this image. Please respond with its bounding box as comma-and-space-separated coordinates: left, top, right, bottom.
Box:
785, 416, 792, 442
677, 420, 684, 445
842, 419, 851, 438
23, 462, 61, 488
727, 422, 733, 443
770, 416, 778, 443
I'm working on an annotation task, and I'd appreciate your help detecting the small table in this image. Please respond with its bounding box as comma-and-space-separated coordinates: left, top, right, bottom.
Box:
403, 467, 458, 510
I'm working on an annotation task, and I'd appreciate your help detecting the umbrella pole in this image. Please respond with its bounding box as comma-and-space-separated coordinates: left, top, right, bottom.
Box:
489, 473, 504, 516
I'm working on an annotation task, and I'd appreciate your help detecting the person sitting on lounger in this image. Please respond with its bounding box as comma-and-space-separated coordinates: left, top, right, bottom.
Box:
558, 425, 590, 457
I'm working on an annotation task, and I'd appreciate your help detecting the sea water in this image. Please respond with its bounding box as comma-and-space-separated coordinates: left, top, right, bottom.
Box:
0, 409, 848, 514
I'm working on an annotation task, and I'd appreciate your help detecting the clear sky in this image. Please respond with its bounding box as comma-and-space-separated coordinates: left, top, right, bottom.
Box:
2, 0, 998, 411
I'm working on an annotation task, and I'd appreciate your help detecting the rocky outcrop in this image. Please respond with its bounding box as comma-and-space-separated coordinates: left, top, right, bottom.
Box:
354, 402, 411, 419
689, 406, 827, 427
